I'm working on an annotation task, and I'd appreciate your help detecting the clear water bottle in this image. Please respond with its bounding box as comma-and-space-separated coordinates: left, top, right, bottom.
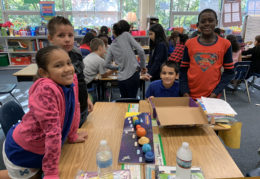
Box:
176, 142, 192, 179
96, 140, 113, 178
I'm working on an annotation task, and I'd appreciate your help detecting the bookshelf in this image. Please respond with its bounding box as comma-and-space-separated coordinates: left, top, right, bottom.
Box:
0, 35, 149, 69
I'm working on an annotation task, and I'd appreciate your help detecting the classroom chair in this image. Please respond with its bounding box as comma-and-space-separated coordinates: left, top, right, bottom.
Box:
0, 83, 20, 105
246, 167, 260, 177
223, 61, 252, 103
248, 72, 260, 90
0, 100, 24, 136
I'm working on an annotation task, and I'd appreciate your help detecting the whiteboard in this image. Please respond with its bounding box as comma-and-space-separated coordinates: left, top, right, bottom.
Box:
243, 15, 260, 44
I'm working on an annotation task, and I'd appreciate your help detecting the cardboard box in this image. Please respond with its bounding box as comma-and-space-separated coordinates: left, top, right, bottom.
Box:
149, 97, 208, 127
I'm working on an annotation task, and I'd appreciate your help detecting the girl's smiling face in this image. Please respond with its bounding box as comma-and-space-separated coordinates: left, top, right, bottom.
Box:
41, 49, 75, 86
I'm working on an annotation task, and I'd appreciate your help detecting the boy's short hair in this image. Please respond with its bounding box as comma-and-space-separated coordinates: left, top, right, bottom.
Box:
90, 38, 104, 52
198, 8, 218, 22
255, 35, 260, 43
160, 60, 179, 74
47, 16, 73, 37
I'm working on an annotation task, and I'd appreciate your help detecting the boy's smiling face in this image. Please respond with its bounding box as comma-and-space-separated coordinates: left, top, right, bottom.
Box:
198, 12, 217, 37
160, 66, 178, 89
48, 24, 74, 52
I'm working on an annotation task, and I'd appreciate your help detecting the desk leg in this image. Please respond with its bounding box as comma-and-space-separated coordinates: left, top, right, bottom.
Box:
140, 80, 146, 100
97, 81, 101, 101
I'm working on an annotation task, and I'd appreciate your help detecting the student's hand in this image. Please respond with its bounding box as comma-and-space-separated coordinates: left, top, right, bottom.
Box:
87, 98, 94, 113
141, 68, 148, 74
140, 74, 152, 81
183, 93, 190, 97
148, 96, 154, 100
209, 93, 217, 98
75, 132, 88, 143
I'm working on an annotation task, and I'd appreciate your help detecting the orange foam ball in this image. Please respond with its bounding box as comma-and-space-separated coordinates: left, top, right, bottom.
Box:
136, 127, 146, 137
136, 125, 141, 129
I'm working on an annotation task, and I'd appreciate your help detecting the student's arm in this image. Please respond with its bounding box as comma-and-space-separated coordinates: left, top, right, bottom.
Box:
238, 51, 242, 62
179, 47, 190, 96
242, 47, 254, 56
127, 32, 146, 69
104, 47, 119, 71
213, 46, 235, 96
148, 43, 168, 77
99, 60, 116, 78
101, 70, 116, 78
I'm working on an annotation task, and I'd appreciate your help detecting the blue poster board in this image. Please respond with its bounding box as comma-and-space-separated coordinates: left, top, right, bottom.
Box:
40, 1, 56, 21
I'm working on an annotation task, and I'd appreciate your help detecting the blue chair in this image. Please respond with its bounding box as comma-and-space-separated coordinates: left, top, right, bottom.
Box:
0, 84, 20, 105
0, 100, 24, 136
223, 61, 252, 103
246, 167, 260, 177
248, 72, 260, 90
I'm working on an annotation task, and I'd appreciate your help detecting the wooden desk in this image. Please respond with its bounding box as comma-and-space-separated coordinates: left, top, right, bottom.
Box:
13, 64, 37, 82
59, 101, 243, 179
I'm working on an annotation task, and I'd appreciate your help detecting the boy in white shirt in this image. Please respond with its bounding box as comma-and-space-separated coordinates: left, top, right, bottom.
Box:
83, 38, 117, 84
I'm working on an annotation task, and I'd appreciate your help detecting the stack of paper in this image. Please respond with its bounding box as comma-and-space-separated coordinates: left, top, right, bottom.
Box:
198, 97, 237, 125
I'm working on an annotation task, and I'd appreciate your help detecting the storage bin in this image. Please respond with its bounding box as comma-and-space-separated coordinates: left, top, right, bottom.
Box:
11, 55, 31, 65
0, 54, 9, 66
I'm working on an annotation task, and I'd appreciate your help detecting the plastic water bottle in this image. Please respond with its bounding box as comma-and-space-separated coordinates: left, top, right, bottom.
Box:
96, 140, 113, 178
176, 142, 192, 179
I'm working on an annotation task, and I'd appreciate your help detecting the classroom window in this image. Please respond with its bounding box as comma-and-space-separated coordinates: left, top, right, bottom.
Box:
155, 0, 171, 28
172, 0, 199, 11
70, 12, 118, 28
2, 0, 64, 11
172, 15, 198, 28
8, 15, 42, 29
121, 0, 139, 20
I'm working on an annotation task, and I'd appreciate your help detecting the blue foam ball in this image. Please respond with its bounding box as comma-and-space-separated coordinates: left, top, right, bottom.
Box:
134, 119, 140, 125
145, 151, 154, 162
142, 143, 152, 153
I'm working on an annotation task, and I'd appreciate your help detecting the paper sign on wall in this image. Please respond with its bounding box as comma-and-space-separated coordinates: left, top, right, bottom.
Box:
39, 1, 56, 21
222, 0, 242, 27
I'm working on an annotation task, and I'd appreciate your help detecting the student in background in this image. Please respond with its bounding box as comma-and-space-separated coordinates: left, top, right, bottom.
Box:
98, 34, 109, 49
105, 20, 147, 98
80, 32, 95, 58
83, 38, 116, 84
1, 46, 87, 179
226, 34, 242, 64
90, 29, 97, 37
242, 35, 260, 75
180, 8, 234, 99
147, 23, 168, 81
47, 16, 93, 127
99, 25, 112, 45
168, 30, 180, 54
168, 33, 189, 65
146, 60, 180, 98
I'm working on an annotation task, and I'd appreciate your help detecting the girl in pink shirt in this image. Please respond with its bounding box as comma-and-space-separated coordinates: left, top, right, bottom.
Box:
227, 34, 242, 64
1, 46, 87, 179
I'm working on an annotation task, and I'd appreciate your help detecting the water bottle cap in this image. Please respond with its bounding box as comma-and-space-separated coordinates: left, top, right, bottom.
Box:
100, 140, 107, 145
182, 142, 189, 148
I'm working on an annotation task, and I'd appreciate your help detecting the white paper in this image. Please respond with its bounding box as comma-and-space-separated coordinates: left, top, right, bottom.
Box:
225, 3, 231, 12
201, 97, 237, 115
232, 2, 239, 12
232, 12, 240, 22
248, 1, 255, 11
225, 13, 231, 23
